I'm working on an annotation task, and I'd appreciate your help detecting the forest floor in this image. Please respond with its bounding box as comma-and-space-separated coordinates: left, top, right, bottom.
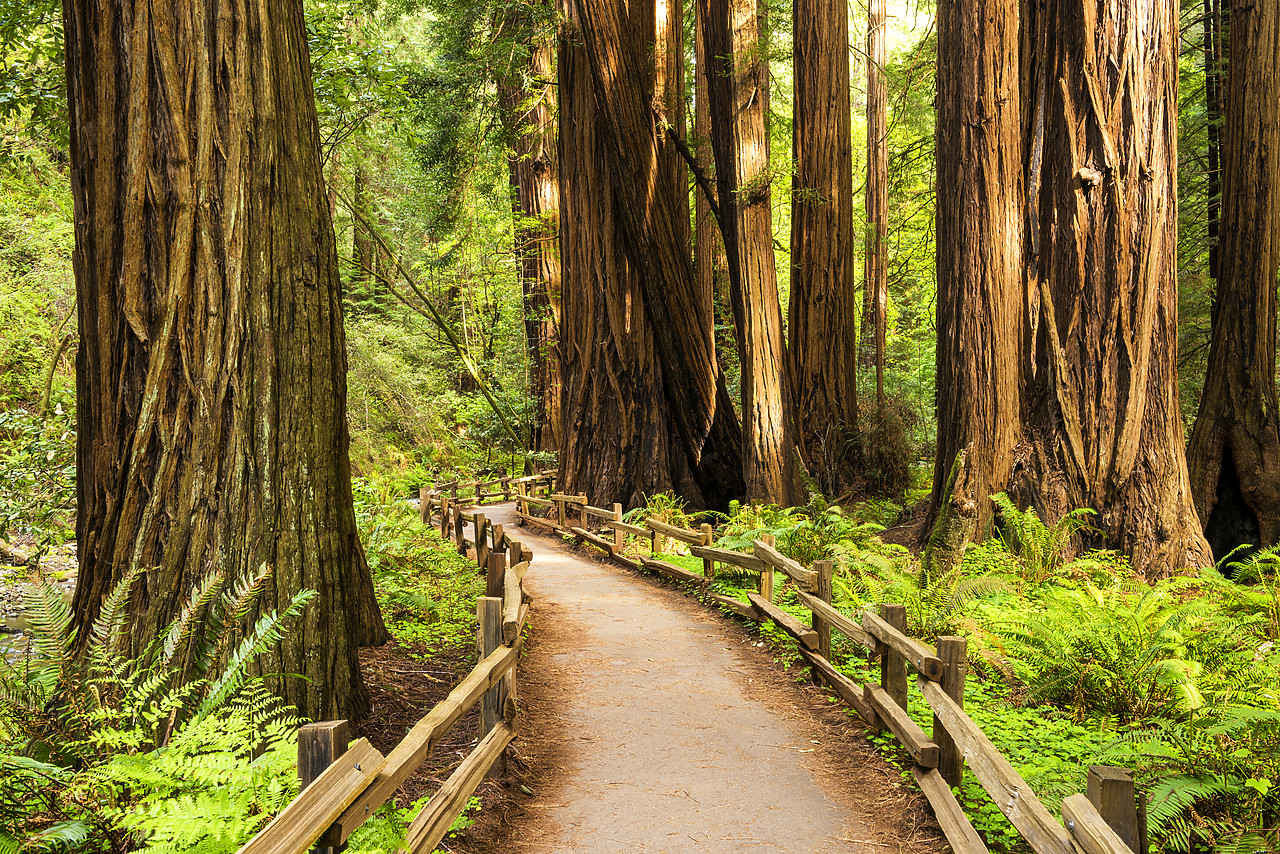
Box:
452, 503, 944, 854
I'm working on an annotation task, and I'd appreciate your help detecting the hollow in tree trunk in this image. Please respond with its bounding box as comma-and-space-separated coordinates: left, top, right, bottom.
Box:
64, 0, 386, 721
1185, 0, 1280, 560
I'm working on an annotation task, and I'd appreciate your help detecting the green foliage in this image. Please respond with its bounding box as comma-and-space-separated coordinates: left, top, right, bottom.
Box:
0, 566, 311, 851
993, 581, 1210, 722
0, 406, 73, 550
0, 0, 64, 147
990, 493, 1097, 584
355, 484, 483, 657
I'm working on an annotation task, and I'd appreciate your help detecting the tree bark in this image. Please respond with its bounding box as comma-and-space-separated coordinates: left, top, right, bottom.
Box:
1019, 0, 1212, 577
701, 0, 802, 505
557, 0, 744, 509
64, 0, 386, 720
788, 0, 859, 496
1185, 0, 1280, 559
866, 0, 888, 411
353, 160, 377, 299
1205, 0, 1225, 281
497, 22, 562, 454
926, 0, 1023, 549
694, 13, 733, 372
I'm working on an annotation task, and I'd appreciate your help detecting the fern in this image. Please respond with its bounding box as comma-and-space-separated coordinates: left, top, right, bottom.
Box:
990, 492, 1097, 583
0, 564, 314, 852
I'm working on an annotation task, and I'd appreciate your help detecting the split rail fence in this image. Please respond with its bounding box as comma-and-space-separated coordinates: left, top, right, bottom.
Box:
506, 485, 1149, 854
234, 494, 535, 854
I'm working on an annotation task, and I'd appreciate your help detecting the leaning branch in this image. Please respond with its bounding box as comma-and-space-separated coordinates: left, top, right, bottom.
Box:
658, 115, 723, 232
335, 189, 525, 449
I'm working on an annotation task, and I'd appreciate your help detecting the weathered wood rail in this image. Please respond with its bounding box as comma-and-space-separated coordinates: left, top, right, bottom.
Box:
511, 488, 1148, 854
236, 498, 534, 854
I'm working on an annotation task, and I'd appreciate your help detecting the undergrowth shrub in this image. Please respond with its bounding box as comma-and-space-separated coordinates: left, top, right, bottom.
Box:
990, 492, 1097, 584
992, 581, 1209, 722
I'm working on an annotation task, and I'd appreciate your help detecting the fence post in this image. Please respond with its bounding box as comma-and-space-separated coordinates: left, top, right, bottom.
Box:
700, 524, 715, 578
492, 523, 505, 554
759, 534, 776, 602
935, 635, 967, 788
487, 552, 507, 600
555, 497, 566, 529
440, 494, 450, 538
811, 561, 833, 685
578, 501, 587, 530
652, 525, 666, 556
475, 513, 489, 569
613, 503, 624, 551
881, 603, 908, 710
508, 537, 522, 568
299, 720, 349, 854
477, 598, 508, 756
419, 487, 430, 526
454, 504, 466, 554
501, 476, 511, 500
1088, 766, 1144, 854
451, 482, 459, 501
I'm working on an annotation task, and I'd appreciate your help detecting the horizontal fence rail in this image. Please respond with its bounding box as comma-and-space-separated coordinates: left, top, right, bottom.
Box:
238, 495, 536, 854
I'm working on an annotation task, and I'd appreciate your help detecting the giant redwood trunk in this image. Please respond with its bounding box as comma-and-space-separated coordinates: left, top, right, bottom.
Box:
788, 0, 859, 495
497, 26, 562, 454
701, 0, 802, 505
1020, 0, 1212, 576
63, 0, 386, 720
557, 0, 744, 508
926, 0, 1023, 550
1185, 0, 1280, 559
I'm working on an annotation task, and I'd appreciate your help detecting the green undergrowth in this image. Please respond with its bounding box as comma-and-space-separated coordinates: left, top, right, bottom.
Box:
355, 478, 484, 661
634, 492, 1280, 854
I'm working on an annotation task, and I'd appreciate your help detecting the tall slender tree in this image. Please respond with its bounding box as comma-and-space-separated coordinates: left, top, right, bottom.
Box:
926, 0, 1023, 556
1019, 0, 1212, 577
695, 2, 731, 349
497, 16, 562, 454
701, 0, 802, 505
64, 0, 386, 720
788, 0, 859, 495
1185, 0, 1280, 558
865, 0, 888, 411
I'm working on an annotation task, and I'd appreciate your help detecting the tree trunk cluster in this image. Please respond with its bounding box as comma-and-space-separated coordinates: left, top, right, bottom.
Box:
927, 0, 1278, 578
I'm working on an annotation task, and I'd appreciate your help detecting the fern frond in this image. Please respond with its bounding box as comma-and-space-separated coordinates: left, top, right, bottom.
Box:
89, 565, 140, 656
196, 588, 316, 720
160, 566, 225, 669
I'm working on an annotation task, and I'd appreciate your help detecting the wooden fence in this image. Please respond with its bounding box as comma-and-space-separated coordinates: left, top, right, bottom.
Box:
235, 501, 533, 854
512, 489, 1148, 854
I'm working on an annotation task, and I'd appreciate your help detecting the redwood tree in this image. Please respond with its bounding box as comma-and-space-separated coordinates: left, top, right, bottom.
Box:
1019, 0, 1212, 576
1185, 0, 1280, 558
557, 0, 744, 508
497, 22, 562, 454
64, 0, 386, 720
865, 0, 888, 411
926, 0, 1023, 551
700, 0, 802, 505
788, 0, 859, 495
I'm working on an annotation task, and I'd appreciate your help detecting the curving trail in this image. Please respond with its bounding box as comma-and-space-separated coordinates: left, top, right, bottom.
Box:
472, 503, 938, 854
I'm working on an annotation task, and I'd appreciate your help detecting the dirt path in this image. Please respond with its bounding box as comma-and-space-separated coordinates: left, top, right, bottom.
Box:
464, 504, 942, 854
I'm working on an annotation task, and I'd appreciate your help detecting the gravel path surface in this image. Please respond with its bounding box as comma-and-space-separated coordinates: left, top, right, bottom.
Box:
473, 504, 938, 854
